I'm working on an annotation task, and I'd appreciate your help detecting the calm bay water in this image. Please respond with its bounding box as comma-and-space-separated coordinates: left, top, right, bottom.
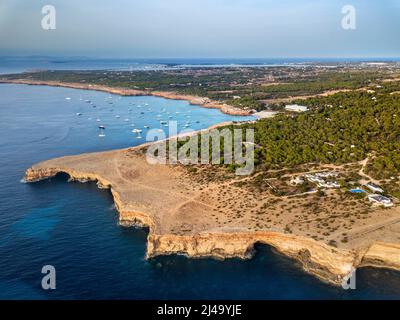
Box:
0, 83, 399, 300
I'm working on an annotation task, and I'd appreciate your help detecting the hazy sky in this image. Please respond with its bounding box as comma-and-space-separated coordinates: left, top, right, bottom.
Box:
0, 0, 399, 58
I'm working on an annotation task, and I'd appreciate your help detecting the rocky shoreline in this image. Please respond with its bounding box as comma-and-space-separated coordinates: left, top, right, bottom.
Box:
23, 147, 400, 287
14, 77, 400, 286
0, 79, 252, 116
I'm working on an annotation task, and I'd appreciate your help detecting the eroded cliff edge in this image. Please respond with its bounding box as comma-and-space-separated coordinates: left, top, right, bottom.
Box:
23, 147, 400, 287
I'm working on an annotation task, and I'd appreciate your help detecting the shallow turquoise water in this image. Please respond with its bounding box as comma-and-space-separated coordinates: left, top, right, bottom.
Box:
0, 83, 399, 300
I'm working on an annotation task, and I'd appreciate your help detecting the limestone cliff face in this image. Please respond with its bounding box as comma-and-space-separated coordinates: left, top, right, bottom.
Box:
24, 165, 400, 287
360, 242, 400, 271
24, 167, 155, 230
146, 233, 356, 286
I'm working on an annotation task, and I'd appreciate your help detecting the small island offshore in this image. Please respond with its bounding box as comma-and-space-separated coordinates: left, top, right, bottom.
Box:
3, 62, 400, 286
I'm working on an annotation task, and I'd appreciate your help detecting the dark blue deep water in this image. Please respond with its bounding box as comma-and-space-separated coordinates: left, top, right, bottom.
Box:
0, 84, 399, 300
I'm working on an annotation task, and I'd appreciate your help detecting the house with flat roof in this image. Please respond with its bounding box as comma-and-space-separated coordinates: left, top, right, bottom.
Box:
285, 104, 309, 112
365, 182, 384, 193
368, 194, 393, 207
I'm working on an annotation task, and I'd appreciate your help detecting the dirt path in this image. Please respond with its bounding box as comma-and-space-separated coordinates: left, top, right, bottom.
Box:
331, 216, 400, 241
358, 156, 380, 184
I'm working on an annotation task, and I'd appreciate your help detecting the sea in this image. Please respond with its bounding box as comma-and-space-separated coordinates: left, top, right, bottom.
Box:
1, 56, 399, 74
0, 58, 399, 299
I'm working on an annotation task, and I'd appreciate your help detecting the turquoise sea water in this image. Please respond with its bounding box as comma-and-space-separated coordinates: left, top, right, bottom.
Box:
0, 83, 399, 300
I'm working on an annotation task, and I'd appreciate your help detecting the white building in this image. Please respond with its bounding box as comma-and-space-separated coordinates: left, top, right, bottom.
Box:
368, 194, 393, 207
285, 104, 309, 112
315, 171, 339, 178
365, 183, 384, 194
305, 175, 325, 184
320, 181, 341, 189
305, 172, 340, 189
290, 176, 305, 186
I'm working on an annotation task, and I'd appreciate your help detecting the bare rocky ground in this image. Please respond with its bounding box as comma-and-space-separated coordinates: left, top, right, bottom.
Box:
24, 146, 400, 286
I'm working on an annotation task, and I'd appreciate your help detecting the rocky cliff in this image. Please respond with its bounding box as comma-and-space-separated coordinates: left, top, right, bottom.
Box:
24, 165, 396, 287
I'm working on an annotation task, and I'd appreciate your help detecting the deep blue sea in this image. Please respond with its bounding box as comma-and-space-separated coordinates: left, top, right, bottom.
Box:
0, 83, 399, 300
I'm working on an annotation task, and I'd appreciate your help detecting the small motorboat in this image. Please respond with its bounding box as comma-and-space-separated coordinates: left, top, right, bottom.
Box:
98, 125, 106, 137
76, 113, 82, 116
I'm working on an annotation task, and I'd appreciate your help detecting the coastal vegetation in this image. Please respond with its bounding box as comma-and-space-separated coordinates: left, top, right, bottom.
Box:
250, 89, 400, 179
5, 66, 400, 182
178, 85, 400, 184
2, 65, 397, 111
13, 65, 400, 283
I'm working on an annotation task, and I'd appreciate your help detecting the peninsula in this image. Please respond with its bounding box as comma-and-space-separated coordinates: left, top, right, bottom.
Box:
23, 143, 400, 286
5, 62, 400, 286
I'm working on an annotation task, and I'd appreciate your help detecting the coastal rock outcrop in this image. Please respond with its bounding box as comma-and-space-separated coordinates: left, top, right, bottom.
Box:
146, 232, 356, 285
23, 148, 400, 287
